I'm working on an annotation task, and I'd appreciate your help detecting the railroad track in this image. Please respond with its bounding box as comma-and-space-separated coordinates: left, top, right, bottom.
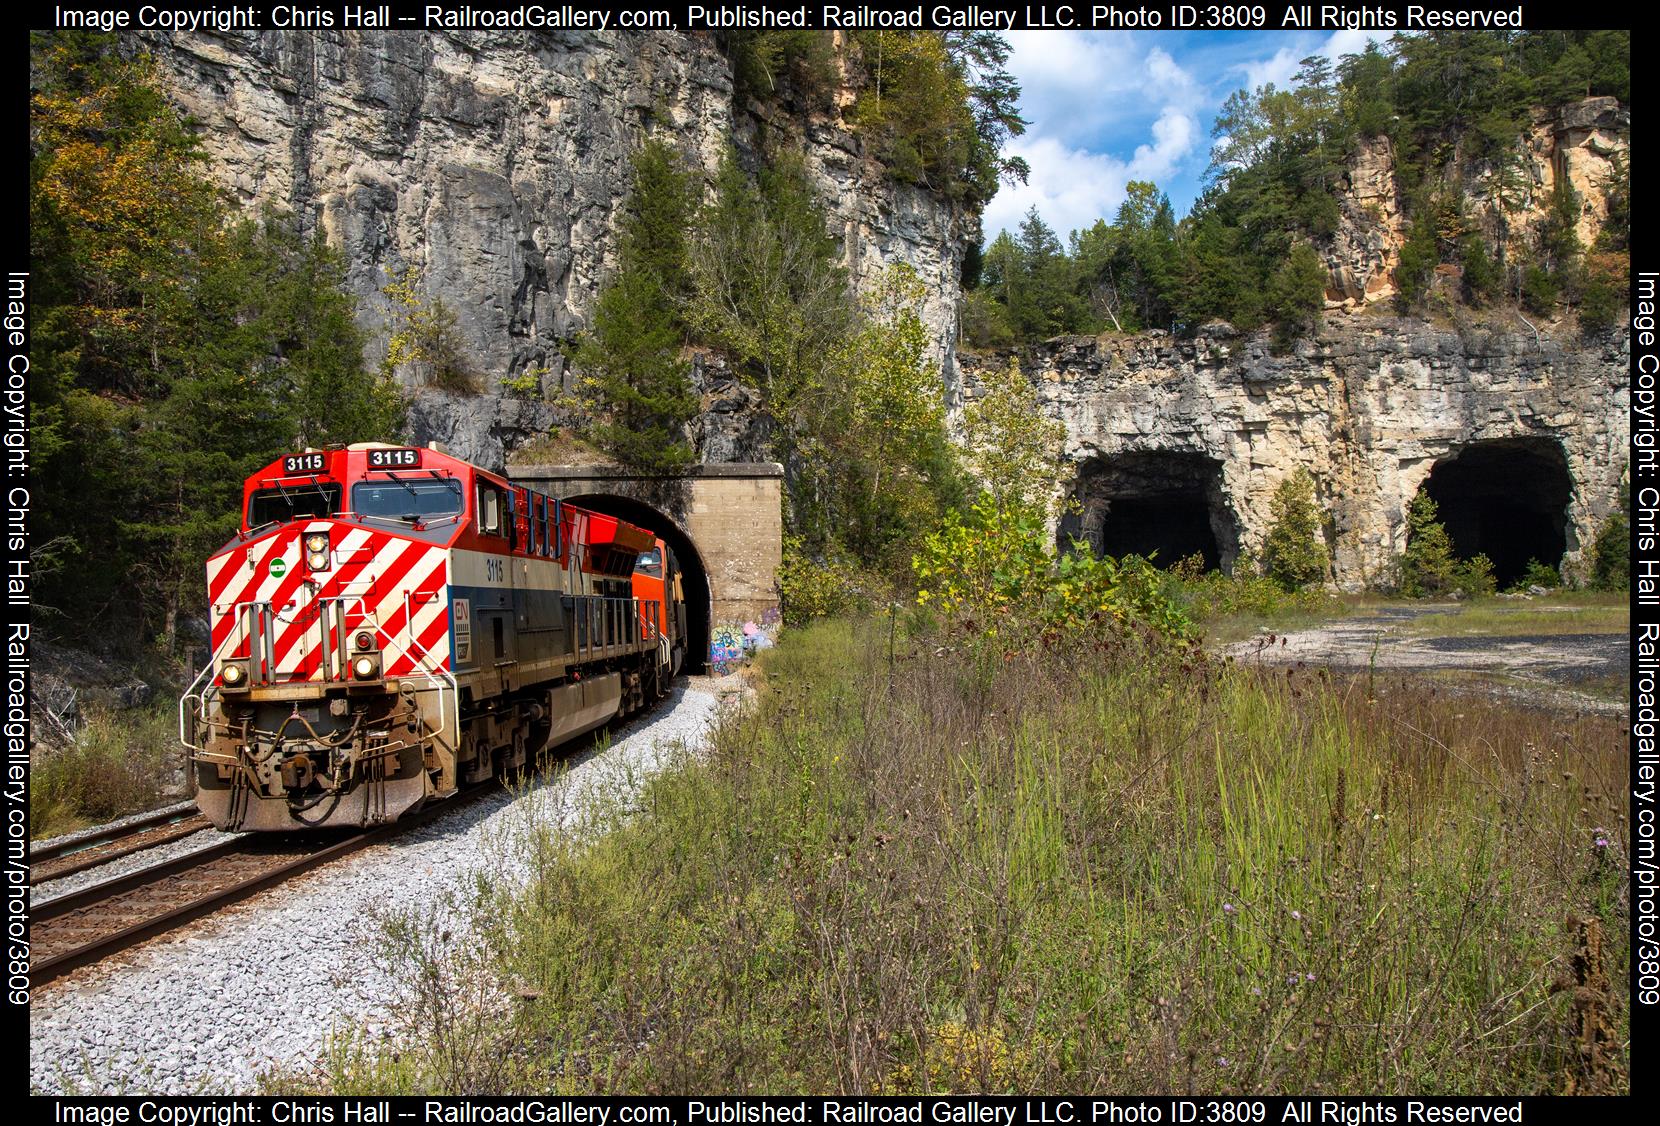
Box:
30, 793, 481, 988
30, 806, 214, 885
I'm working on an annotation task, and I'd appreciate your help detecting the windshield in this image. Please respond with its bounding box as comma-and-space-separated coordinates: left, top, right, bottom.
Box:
352, 477, 464, 522
248, 484, 342, 529
633, 548, 662, 577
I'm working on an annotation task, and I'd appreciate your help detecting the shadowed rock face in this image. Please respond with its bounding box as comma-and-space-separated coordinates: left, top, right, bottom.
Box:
1421, 437, 1573, 588
960, 318, 1628, 590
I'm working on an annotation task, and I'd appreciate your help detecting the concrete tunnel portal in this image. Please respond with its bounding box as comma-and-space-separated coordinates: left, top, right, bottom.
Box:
509, 463, 785, 675
566, 493, 712, 674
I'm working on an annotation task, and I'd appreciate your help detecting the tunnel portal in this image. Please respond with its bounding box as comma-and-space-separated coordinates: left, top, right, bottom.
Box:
1419, 438, 1572, 588
1061, 451, 1239, 571
565, 493, 712, 674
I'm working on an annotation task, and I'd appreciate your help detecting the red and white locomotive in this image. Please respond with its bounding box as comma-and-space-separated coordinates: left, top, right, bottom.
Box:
180, 443, 688, 831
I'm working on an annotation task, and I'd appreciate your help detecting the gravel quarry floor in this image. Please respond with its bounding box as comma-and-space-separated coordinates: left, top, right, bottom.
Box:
29, 675, 746, 1094
1222, 602, 1628, 715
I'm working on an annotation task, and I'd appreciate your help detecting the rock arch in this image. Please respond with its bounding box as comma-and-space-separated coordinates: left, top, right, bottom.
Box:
1060, 451, 1241, 571
1418, 437, 1574, 587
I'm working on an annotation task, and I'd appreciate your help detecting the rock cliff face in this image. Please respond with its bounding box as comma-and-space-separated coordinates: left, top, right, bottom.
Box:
141, 30, 969, 469
959, 319, 1629, 589
1322, 98, 1630, 309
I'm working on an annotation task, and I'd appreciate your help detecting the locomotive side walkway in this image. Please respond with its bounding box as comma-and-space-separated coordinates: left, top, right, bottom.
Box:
28, 676, 743, 1094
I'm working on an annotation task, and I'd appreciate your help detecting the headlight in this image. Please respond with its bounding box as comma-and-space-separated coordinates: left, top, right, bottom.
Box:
354, 631, 374, 651
305, 533, 329, 552
221, 662, 246, 687
307, 551, 329, 570
352, 655, 379, 680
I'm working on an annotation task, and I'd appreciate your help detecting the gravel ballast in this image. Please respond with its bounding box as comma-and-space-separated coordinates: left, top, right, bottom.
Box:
29, 677, 739, 1094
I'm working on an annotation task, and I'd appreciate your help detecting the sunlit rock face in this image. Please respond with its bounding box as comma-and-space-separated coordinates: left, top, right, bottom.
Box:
1321, 98, 1629, 311
960, 319, 1629, 589
140, 30, 970, 469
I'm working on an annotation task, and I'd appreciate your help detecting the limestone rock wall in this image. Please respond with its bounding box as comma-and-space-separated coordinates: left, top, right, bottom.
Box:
959, 319, 1630, 588
1322, 98, 1630, 310
138, 30, 967, 468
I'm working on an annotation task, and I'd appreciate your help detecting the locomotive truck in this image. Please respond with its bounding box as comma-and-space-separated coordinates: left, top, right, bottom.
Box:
179, 443, 689, 831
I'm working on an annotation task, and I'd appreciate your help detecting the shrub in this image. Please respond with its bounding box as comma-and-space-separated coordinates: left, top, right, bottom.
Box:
911, 495, 1192, 643
31, 707, 179, 838
1508, 558, 1562, 592
1590, 479, 1630, 591
1398, 493, 1499, 599
777, 535, 883, 625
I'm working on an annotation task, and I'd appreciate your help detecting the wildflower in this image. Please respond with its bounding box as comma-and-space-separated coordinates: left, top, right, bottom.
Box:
1291, 910, 1302, 920
1251, 987, 1262, 996
1305, 972, 1315, 982
1217, 1057, 1230, 1068
1595, 837, 1609, 848
1223, 902, 1236, 915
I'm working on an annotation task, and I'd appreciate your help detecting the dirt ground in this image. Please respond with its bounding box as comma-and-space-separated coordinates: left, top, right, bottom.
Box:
1222, 602, 1629, 715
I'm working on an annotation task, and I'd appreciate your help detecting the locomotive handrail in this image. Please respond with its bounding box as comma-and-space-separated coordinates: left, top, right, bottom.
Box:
178, 624, 248, 752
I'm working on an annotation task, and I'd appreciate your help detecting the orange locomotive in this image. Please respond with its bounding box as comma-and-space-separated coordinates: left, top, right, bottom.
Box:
179, 443, 688, 831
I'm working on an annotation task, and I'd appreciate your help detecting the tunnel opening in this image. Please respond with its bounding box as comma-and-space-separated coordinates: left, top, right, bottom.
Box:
566, 493, 712, 674
1418, 437, 1572, 588
1059, 451, 1239, 571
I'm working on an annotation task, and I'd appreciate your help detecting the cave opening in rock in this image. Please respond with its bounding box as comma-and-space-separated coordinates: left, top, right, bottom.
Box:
1418, 438, 1572, 588
1060, 452, 1239, 571
565, 493, 712, 674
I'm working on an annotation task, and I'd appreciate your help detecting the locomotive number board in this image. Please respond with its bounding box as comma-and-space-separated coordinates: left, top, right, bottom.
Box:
283, 453, 326, 474
367, 448, 422, 469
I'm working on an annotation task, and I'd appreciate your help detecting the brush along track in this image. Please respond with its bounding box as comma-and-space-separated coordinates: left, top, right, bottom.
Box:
30, 811, 214, 885
29, 793, 480, 987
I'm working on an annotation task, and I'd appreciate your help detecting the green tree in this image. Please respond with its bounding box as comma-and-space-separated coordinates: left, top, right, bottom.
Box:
380, 266, 477, 394
960, 357, 1066, 520
1260, 470, 1329, 590
31, 33, 404, 656
687, 151, 851, 406
826, 262, 962, 564
852, 31, 1027, 206
1398, 492, 1457, 597
1266, 242, 1327, 344
573, 141, 700, 470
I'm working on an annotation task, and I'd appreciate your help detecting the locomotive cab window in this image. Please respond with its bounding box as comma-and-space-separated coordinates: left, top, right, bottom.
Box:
477, 482, 507, 537
634, 548, 662, 577
352, 478, 462, 522
248, 483, 341, 529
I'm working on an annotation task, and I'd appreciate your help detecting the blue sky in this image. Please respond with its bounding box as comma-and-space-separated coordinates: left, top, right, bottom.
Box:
982, 29, 1394, 243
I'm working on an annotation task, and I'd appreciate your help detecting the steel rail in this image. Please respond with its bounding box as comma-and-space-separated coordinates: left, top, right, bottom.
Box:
28, 802, 203, 865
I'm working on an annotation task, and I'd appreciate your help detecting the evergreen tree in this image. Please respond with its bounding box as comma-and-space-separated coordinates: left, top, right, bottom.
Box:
1398, 492, 1457, 597
1590, 477, 1630, 591
1260, 470, 1329, 590
574, 140, 700, 470
30, 34, 404, 655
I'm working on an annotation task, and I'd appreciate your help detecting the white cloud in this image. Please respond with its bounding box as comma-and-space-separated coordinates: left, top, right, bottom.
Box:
1229, 29, 1396, 95
1237, 45, 1303, 93
983, 106, 1199, 242
1004, 31, 1203, 147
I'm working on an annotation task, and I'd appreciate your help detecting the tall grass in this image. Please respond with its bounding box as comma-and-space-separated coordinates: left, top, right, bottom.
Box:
331, 621, 1628, 1095
30, 707, 181, 838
